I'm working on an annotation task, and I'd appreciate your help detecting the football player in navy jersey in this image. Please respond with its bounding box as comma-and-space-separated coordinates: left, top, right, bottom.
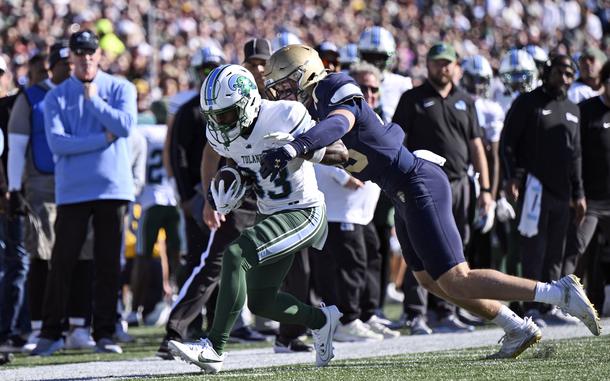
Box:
262, 44, 602, 359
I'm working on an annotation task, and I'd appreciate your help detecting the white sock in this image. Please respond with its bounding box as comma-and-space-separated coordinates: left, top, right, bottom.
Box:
533, 282, 562, 305
492, 305, 524, 332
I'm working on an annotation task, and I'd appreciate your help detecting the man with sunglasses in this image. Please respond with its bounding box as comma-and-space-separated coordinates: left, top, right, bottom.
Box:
392, 43, 492, 334
32, 29, 137, 356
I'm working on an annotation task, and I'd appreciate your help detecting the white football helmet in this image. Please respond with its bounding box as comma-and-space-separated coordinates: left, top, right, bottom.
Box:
461, 55, 493, 97
524, 45, 548, 65
200, 64, 262, 147
358, 26, 396, 71
499, 49, 538, 93
339, 43, 359, 66
191, 42, 226, 69
271, 32, 302, 53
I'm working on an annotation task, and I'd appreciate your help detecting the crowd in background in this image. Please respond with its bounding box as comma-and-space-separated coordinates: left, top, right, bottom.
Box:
0, 0, 609, 97
0, 0, 609, 360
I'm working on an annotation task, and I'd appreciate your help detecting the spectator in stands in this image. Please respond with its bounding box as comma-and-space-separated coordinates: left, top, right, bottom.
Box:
32, 29, 136, 356
568, 47, 608, 104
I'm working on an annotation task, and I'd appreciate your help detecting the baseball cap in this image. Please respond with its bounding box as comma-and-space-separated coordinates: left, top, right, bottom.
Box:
69, 29, 99, 53
49, 40, 70, 68
427, 43, 457, 62
580, 47, 608, 65
244, 38, 271, 62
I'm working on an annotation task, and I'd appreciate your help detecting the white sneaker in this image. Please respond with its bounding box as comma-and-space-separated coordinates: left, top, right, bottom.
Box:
65, 327, 96, 349
365, 316, 400, 339
487, 317, 542, 359
312, 304, 342, 367
556, 275, 602, 336
168, 338, 226, 374
334, 318, 384, 342
22, 330, 40, 353
385, 282, 405, 303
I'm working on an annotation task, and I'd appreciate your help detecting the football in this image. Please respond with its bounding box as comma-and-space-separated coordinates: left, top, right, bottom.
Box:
213, 166, 243, 193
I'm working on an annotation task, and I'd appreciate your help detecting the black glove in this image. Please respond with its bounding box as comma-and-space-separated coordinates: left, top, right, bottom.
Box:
9, 190, 27, 216
259, 147, 292, 181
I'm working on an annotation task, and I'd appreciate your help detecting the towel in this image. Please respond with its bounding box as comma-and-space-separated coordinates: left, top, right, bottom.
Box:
518, 174, 542, 237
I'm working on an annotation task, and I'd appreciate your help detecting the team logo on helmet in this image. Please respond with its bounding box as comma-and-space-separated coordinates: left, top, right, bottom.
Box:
228, 74, 257, 98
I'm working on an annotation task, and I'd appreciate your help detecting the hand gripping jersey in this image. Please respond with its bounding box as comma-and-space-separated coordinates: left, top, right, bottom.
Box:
310, 72, 415, 194
207, 99, 324, 215
138, 124, 178, 210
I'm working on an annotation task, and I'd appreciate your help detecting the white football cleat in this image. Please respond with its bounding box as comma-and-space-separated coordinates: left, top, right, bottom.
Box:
312, 304, 342, 367
168, 338, 226, 374
487, 317, 542, 359
556, 275, 602, 336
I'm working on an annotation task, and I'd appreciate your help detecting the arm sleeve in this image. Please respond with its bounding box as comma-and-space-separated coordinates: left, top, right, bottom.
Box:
44, 93, 109, 156
570, 109, 584, 199
7, 133, 29, 191
85, 82, 137, 137
290, 100, 359, 156
8, 93, 31, 135
500, 96, 528, 181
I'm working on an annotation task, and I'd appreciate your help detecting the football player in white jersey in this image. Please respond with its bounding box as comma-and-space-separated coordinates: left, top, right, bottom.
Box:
168, 65, 348, 373
461, 55, 516, 267
358, 26, 412, 123
131, 124, 182, 317
493, 49, 538, 113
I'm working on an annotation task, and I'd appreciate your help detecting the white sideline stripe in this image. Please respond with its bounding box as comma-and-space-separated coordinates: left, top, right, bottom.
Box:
3, 319, 608, 381
171, 229, 216, 309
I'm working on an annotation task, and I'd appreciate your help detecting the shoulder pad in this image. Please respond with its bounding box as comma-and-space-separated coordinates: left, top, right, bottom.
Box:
330, 83, 363, 106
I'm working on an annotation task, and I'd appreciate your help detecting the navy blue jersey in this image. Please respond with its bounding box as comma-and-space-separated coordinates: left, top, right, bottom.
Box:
309, 72, 415, 192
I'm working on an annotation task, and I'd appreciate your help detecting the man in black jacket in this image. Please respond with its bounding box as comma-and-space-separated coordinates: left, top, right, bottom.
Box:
501, 55, 585, 326
563, 60, 610, 310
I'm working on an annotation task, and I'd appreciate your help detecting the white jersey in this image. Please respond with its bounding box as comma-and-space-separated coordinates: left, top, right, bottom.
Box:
474, 97, 505, 144
207, 100, 324, 215
137, 124, 177, 210
568, 81, 601, 104
380, 71, 412, 123
314, 165, 381, 225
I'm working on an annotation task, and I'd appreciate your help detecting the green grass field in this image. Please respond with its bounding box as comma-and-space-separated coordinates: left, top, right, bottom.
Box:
5, 327, 609, 380
126, 335, 610, 381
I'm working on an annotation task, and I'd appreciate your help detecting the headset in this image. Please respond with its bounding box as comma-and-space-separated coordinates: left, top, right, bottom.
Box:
542, 54, 578, 82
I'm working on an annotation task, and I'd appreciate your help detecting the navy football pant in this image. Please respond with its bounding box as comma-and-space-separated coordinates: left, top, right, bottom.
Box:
392, 158, 466, 280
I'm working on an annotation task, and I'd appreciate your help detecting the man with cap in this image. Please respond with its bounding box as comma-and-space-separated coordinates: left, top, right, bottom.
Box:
243, 38, 271, 91
32, 29, 137, 356
393, 42, 493, 334
568, 47, 608, 104
4, 40, 96, 354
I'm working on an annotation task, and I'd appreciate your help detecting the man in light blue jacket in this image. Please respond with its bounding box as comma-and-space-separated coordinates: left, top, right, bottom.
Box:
32, 30, 136, 356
